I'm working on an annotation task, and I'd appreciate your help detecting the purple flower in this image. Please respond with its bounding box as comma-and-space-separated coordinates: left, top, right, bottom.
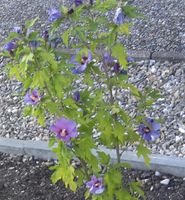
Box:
113, 8, 125, 25
137, 118, 160, 142
43, 30, 49, 42
13, 26, 22, 34
75, 0, 83, 7
50, 117, 78, 142
113, 62, 127, 75
73, 91, 80, 102
113, 62, 120, 73
86, 176, 105, 195
71, 50, 92, 74
3, 41, 16, 53
48, 9, 62, 22
103, 52, 114, 65
24, 89, 41, 105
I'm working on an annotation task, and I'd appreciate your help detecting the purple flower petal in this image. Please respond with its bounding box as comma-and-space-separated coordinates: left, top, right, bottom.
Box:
43, 30, 49, 41
50, 125, 60, 133
86, 176, 105, 195
24, 89, 41, 105
72, 63, 87, 74
13, 26, 22, 34
51, 117, 78, 142
113, 63, 120, 73
73, 91, 80, 102
143, 133, 152, 142
70, 49, 92, 74
103, 52, 114, 65
48, 9, 62, 22
137, 118, 160, 142
75, 0, 83, 7
113, 8, 125, 25
3, 41, 16, 53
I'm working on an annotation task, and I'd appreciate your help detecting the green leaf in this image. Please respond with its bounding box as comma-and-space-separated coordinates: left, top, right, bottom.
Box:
123, 6, 142, 18
127, 83, 141, 98
118, 23, 131, 35
62, 29, 70, 47
104, 168, 122, 198
85, 190, 90, 199
111, 105, 120, 115
48, 136, 56, 148
45, 102, 59, 114
137, 144, 151, 167
32, 69, 50, 88
40, 51, 58, 72
4, 32, 21, 42
25, 17, 39, 29
115, 189, 132, 200
23, 106, 32, 116
97, 151, 110, 165
112, 43, 127, 69
130, 182, 144, 197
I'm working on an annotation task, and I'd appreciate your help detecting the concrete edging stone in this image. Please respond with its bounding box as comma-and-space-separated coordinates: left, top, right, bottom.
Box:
57, 48, 185, 62
0, 137, 185, 177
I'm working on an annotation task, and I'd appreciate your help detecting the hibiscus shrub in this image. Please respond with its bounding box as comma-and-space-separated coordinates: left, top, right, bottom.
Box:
1, 0, 161, 199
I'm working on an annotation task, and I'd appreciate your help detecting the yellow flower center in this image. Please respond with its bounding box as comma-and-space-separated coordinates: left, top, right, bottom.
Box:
143, 127, 150, 133
81, 56, 88, 64
95, 181, 101, 187
60, 129, 68, 137
30, 95, 38, 101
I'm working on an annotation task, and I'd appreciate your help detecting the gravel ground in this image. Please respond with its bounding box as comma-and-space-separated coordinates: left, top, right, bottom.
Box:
0, 152, 185, 200
0, 0, 185, 52
0, 60, 185, 157
128, 0, 185, 52
0, 1, 185, 156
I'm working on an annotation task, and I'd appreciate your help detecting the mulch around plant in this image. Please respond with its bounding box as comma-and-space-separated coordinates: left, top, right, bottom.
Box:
0, 153, 185, 200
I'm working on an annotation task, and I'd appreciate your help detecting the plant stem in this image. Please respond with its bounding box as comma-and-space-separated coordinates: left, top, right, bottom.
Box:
103, 61, 121, 163
116, 143, 121, 163
79, 157, 90, 180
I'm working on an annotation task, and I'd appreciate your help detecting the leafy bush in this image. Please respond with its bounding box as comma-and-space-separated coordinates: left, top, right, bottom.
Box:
1, 0, 161, 199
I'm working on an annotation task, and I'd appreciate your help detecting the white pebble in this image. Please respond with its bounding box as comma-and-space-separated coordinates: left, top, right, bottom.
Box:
175, 136, 183, 143
179, 127, 185, 134
151, 66, 157, 73
155, 171, 161, 176
160, 178, 170, 185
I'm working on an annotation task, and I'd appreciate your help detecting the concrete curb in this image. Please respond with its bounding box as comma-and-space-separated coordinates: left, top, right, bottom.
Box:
57, 48, 185, 62
0, 137, 185, 177
128, 50, 185, 62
